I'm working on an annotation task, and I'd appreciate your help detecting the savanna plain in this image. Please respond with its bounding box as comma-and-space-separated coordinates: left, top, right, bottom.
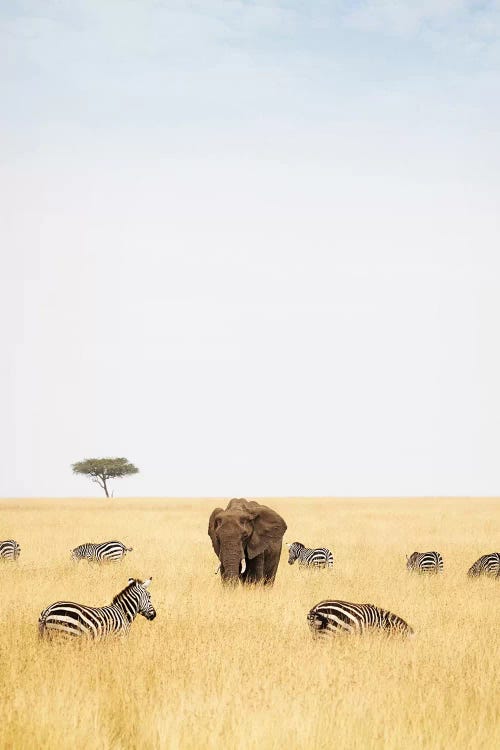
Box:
0, 497, 499, 750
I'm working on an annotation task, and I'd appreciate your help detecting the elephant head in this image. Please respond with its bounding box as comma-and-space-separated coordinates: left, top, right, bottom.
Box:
208, 498, 287, 584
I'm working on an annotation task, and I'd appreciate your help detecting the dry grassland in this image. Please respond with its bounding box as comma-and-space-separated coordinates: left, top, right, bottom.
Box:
0, 496, 499, 749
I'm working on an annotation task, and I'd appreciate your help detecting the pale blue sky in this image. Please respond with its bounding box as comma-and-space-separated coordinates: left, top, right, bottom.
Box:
2, 2, 500, 496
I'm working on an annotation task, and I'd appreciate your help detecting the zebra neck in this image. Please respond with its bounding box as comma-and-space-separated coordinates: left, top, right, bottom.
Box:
112, 591, 139, 623
379, 609, 392, 625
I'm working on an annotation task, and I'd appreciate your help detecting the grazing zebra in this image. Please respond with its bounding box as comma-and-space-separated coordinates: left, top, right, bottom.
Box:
406, 551, 443, 573
70, 541, 133, 563
287, 542, 334, 568
307, 600, 414, 638
38, 577, 156, 639
0, 540, 21, 560
467, 553, 500, 578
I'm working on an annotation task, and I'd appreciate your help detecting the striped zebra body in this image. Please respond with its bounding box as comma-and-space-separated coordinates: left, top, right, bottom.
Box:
0, 540, 21, 561
308, 600, 413, 637
468, 553, 500, 577
287, 542, 334, 568
406, 551, 443, 573
38, 578, 156, 639
71, 541, 133, 563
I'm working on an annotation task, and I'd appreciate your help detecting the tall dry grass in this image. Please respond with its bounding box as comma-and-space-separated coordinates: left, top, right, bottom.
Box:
0, 497, 499, 749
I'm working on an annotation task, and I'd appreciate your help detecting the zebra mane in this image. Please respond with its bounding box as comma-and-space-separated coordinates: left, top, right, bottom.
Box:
369, 604, 390, 618
112, 580, 138, 605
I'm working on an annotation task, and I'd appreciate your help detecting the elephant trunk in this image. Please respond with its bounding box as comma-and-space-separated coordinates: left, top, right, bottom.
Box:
220, 544, 246, 583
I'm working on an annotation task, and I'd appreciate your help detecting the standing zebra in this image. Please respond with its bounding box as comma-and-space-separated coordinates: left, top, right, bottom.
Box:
307, 600, 414, 637
467, 553, 500, 577
287, 542, 334, 569
70, 541, 133, 563
406, 551, 443, 573
0, 540, 21, 560
38, 577, 156, 639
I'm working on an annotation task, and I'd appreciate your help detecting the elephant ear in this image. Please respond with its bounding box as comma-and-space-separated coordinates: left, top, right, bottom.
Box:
208, 508, 224, 557
247, 505, 287, 560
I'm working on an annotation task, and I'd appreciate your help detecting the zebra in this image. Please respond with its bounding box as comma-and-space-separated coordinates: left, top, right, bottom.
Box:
70, 541, 133, 563
406, 551, 443, 573
467, 553, 500, 578
38, 577, 156, 639
287, 542, 334, 568
0, 540, 21, 561
307, 599, 414, 638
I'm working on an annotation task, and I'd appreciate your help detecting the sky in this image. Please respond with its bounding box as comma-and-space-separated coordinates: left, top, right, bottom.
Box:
1, 1, 500, 497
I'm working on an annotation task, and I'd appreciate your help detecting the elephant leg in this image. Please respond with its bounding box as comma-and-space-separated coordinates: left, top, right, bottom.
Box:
244, 554, 265, 583
263, 544, 282, 585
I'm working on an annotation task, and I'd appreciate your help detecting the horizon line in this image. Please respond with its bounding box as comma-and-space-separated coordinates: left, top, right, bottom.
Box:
1, 495, 499, 501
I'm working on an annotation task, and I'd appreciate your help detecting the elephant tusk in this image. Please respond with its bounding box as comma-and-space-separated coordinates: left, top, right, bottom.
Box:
240, 557, 246, 574
214, 564, 221, 575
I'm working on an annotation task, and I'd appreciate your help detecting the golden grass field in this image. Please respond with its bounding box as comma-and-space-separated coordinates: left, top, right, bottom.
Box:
0, 496, 499, 750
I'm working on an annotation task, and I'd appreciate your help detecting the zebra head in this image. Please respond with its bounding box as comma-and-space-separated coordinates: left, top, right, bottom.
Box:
307, 607, 328, 636
467, 562, 479, 577
467, 558, 485, 577
287, 542, 304, 564
406, 552, 419, 570
122, 578, 157, 621
70, 545, 86, 561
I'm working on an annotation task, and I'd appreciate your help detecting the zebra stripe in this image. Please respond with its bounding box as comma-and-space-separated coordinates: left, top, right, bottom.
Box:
38, 578, 156, 639
287, 542, 334, 568
406, 551, 443, 573
308, 600, 413, 637
0, 540, 21, 561
468, 553, 500, 577
70, 541, 133, 563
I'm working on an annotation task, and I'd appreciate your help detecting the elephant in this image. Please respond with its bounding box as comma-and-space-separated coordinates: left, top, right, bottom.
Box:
208, 498, 287, 585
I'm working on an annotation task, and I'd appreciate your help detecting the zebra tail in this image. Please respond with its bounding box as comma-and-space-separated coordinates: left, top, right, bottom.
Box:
126, 547, 133, 552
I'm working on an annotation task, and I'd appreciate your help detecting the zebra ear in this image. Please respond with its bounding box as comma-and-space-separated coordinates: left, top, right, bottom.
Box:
142, 578, 152, 588
128, 578, 135, 585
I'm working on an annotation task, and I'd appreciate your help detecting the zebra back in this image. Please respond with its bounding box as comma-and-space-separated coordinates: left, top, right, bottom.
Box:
39, 578, 156, 639
307, 600, 413, 637
467, 553, 500, 577
0, 540, 21, 560
406, 551, 443, 573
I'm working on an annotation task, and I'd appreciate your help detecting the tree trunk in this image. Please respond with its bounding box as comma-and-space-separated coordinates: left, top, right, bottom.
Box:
101, 477, 110, 498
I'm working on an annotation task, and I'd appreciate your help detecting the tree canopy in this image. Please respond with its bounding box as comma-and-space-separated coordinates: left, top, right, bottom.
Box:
71, 457, 139, 497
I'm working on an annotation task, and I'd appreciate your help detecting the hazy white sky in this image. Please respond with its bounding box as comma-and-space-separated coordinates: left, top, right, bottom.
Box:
2, 1, 500, 496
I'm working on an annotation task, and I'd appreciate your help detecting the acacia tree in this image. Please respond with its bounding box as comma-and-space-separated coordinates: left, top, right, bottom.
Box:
71, 457, 139, 497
